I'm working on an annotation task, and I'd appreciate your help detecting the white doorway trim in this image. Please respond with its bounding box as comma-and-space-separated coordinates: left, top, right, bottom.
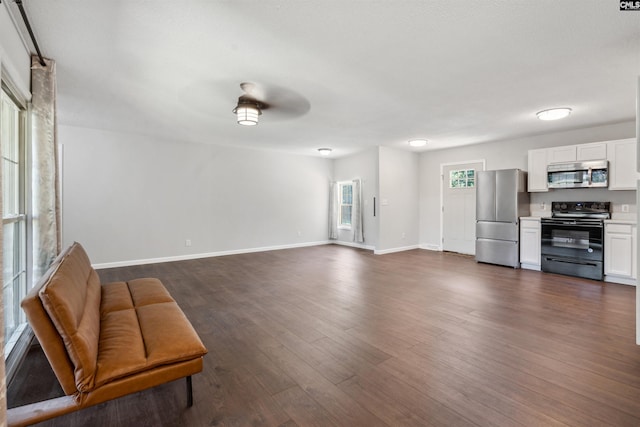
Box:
439, 159, 486, 251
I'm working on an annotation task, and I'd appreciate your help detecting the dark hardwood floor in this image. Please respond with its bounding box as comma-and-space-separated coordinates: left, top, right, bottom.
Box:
7, 245, 640, 426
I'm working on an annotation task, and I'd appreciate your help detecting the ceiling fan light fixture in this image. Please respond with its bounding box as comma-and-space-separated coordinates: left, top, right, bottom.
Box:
408, 139, 428, 147
233, 100, 262, 126
536, 108, 572, 121
318, 148, 332, 156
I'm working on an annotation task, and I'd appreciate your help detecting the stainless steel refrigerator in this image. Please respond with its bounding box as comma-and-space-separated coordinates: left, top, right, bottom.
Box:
475, 169, 530, 268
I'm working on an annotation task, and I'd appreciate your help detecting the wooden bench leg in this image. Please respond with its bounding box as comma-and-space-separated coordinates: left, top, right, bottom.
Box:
186, 375, 193, 407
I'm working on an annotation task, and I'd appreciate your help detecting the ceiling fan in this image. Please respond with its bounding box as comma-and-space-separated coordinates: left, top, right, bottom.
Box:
232, 82, 311, 126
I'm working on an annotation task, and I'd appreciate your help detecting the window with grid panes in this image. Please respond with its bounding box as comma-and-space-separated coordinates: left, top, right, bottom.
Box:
338, 182, 353, 228
449, 169, 475, 189
1, 87, 27, 355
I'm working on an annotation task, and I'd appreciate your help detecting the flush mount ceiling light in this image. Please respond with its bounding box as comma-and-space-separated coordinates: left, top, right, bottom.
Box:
408, 139, 428, 147
318, 148, 332, 156
536, 108, 572, 121
233, 99, 262, 126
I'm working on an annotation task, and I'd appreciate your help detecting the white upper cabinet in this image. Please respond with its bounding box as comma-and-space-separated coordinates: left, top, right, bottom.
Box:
577, 142, 607, 161
527, 148, 548, 192
547, 142, 607, 164
527, 139, 635, 192
607, 138, 638, 190
548, 145, 577, 163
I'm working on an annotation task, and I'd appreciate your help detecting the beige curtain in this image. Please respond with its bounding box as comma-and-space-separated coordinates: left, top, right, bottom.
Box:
352, 179, 364, 243
328, 182, 338, 240
31, 56, 61, 280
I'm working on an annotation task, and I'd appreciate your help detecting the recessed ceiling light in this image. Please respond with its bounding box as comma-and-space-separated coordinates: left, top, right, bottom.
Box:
318, 148, 332, 156
408, 139, 428, 147
536, 108, 572, 121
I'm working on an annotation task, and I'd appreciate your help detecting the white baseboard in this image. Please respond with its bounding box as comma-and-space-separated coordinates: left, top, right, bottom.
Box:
374, 244, 420, 255
419, 243, 442, 251
331, 241, 375, 251
93, 240, 331, 269
604, 275, 637, 286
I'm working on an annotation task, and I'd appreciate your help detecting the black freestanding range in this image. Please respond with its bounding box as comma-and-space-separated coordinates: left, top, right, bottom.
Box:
541, 201, 610, 281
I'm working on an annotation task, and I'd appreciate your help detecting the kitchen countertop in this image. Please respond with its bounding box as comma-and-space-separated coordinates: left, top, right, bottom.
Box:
604, 219, 637, 225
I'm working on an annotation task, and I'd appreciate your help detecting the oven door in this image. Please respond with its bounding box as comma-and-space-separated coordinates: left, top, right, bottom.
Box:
540, 218, 603, 262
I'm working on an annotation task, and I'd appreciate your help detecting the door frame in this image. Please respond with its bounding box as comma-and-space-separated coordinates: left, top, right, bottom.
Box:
439, 159, 486, 251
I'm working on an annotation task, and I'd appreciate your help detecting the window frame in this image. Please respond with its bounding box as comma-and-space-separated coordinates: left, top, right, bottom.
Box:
337, 181, 353, 230
449, 168, 476, 189
1, 81, 31, 377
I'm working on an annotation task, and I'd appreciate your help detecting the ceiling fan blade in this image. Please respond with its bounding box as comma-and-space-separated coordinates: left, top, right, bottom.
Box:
259, 84, 311, 119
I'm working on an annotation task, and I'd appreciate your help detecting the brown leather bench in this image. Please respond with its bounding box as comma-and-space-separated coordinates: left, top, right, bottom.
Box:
7, 242, 207, 427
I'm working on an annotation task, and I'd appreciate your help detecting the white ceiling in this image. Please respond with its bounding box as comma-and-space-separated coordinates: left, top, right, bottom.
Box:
15, 1, 640, 157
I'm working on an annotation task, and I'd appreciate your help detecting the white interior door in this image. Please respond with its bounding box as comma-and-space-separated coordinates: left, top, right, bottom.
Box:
442, 161, 484, 255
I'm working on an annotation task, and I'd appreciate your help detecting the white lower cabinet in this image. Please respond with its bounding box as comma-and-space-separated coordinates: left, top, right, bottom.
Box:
520, 218, 541, 270
604, 221, 637, 286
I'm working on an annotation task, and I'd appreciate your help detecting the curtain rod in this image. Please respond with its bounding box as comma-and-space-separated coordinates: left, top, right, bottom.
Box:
11, 0, 47, 66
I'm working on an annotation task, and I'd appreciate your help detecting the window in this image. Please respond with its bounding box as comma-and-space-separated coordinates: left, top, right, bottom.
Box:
449, 169, 475, 188
338, 182, 353, 228
1, 87, 27, 356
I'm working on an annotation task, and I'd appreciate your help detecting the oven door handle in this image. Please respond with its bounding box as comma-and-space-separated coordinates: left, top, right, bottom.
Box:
543, 257, 600, 267
541, 221, 603, 228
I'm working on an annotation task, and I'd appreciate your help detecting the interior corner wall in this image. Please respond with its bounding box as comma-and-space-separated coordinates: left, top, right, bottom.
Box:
59, 125, 332, 265
332, 147, 379, 249
418, 120, 636, 249
377, 146, 419, 253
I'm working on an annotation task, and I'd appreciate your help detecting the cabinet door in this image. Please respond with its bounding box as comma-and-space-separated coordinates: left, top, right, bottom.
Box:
520, 222, 541, 267
527, 149, 548, 192
608, 139, 638, 190
548, 145, 576, 163
605, 232, 633, 277
577, 142, 607, 161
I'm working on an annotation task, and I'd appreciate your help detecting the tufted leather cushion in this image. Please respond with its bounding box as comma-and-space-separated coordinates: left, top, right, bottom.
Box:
33, 242, 207, 395
14, 242, 208, 427
38, 243, 102, 392
94, 278, 207, 388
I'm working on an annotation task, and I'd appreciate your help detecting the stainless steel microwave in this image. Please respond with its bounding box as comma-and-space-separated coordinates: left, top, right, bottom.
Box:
547, 160, 608, 189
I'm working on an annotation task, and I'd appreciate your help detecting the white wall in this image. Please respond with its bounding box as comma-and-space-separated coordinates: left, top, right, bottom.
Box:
378, 146, 419, 253
419, 121, 636, 248
333, 147, 378, 249
0, 2, 30, 101
60, 125, 332, 265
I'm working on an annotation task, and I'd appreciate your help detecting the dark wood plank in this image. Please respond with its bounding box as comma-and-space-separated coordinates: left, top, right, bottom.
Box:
7, 245, 640, 426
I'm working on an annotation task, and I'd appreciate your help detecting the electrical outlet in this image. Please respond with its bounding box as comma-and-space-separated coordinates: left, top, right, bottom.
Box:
401, 232, 406, 239
540, 202, 546, 210
622, 204, 629, 213
185, 239, 192, 247
297, 231, 302, 237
